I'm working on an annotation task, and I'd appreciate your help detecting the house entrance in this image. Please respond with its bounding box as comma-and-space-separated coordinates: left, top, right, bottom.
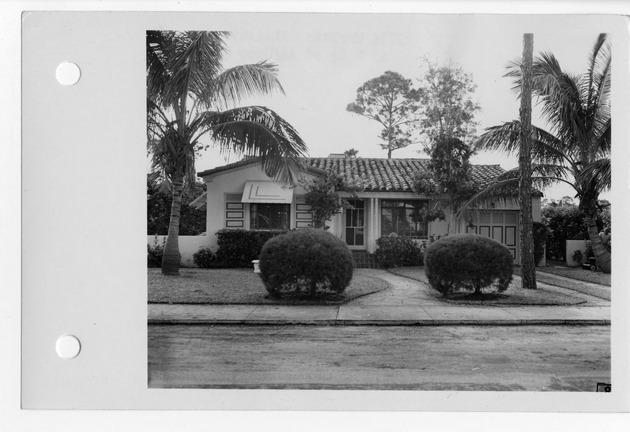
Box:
345, 199, 365, 248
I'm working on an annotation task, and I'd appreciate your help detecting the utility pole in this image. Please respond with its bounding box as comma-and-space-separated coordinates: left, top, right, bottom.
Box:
519, 33, 537, 289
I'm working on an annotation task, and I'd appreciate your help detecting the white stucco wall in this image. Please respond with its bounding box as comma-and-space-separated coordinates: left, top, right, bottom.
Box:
200, 164, 325, 250
147, 235, 211, 267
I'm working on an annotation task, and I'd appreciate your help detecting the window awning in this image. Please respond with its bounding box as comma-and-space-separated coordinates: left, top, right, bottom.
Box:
241, 181, 294, 203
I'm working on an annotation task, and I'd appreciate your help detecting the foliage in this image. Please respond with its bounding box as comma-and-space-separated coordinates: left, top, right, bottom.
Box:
300, 170, 364, 230
346, 71, 420, 158
147, 235, 166, 268
375, 236, 424, 268
532, 222, 548, 266
585, 242, 595, 259
147, 173, 206, 235
472, 35, 611, 273
424, 234, 513, 296
412, 137, 478, 229
542, 203, 604, 261
214, 229, 287, 268
259, 229, 354, 298
193, 247, 216, 268
147, 30, 307, 275
417, 59, 481, 146
344, 148, 359, 158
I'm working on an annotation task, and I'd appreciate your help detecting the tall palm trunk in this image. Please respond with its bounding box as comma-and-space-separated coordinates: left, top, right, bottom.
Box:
519, 33, 536, 289
161, 177, 184, 275
585, 217, 611, 273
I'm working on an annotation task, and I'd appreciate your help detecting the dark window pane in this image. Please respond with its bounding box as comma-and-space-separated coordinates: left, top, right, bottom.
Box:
250, 203, 290, 230
380, 200, 428, 238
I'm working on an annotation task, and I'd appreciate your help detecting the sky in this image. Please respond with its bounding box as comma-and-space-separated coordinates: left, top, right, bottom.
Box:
188, 14, 613, 201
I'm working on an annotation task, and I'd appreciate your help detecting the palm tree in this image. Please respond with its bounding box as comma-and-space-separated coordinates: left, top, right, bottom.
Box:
147, 31, 308, 275
465, 34, 611, 273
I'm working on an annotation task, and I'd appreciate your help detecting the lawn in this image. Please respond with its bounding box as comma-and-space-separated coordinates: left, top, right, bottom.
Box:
148, 268, 389, 305
388, 267, 592, 306
520, 260, 611, 287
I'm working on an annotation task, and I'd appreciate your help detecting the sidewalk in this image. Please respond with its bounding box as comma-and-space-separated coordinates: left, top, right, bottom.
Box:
148, 270, 610, 326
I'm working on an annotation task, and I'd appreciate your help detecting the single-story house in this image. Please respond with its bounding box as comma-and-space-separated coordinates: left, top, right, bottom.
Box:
193, 155, 542, 267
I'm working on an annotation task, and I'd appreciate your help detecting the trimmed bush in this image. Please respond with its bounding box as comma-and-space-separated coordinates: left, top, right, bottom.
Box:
424, 234, 513, 296
214, 229, 287, 268
259, 229, 354, 298
193, 247, 216, 268
375, 236, 423, 268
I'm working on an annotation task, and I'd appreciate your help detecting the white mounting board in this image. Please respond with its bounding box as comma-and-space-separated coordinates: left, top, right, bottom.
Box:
11, 6, 630, 426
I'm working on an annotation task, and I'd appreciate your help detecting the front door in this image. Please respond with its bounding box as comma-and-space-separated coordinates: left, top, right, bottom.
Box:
345, 199, 366, 248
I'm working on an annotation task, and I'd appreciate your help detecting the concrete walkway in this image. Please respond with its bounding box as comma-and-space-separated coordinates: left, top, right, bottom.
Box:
148, 269, 610, 326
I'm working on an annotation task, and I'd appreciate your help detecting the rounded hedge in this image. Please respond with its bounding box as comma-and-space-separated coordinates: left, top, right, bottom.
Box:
424, 234, 513, 296
259, 229, 354, 298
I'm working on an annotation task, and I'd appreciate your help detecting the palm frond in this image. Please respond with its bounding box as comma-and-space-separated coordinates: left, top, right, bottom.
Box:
476, 122, 573, 168
456, 165, 574, 221
160, 31, 227, 109
199, 106, 308, 184
203, 62, 285, 110
576, 158, 611, 194
146, 30, 173, 106
586, 34, 609, 107
593, 118, 611, 156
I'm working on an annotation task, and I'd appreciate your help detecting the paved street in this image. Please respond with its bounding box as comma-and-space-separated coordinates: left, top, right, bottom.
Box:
148, 324, 610, 391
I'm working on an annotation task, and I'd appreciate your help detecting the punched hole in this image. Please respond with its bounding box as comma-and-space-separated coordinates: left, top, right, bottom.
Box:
56, 334, 81, 359
55, 62, 81, 86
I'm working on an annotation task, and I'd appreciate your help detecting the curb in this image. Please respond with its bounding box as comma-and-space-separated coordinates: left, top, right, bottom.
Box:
148, 319, 610, 326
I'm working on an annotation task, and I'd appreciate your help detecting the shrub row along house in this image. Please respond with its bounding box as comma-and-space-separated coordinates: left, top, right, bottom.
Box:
188, 155, 542, 268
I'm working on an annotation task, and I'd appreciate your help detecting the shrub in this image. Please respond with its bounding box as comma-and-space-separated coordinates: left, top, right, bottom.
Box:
193, 247, 216, 268
214, 229, 287, 268
375, 236, 423, 268
532, 222, 548, 266
424, 234, 513, 296
259, 229, 354, 298
542, 204, 605, 261
147, 235, 165, 268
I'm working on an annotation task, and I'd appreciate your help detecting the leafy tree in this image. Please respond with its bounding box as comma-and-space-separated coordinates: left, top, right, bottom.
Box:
300, 171, 364, 230
412, 137, 477, 233
147, 31, 307, 275
470, 34, 611, 273
147, 173, 206, 236
346, 71, 420, 158
344, 148, 359, 158
417, 59, 481, 148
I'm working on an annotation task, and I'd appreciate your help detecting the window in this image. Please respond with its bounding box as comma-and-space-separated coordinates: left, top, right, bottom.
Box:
250, 203, 290, 230
381, 200, 428, 238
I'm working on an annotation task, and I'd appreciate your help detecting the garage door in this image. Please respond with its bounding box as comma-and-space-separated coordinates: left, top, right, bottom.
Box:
466, 211, 519, 262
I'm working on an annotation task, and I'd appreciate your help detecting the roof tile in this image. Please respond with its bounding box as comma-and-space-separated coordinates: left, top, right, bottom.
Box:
198, 156, 528, 194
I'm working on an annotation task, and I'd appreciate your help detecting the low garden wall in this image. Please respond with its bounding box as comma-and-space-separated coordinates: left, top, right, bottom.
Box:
147, 235, 210, 267
566, 239, 588, 267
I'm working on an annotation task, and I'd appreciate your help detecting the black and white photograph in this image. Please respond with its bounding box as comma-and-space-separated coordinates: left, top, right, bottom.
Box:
146, 15, 613, 391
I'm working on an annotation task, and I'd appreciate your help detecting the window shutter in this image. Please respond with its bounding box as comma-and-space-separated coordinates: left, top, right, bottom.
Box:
225, 194, 245, 228
295, 195, 313, 229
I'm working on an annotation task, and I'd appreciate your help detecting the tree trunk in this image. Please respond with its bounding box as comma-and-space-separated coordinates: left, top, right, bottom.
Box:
585, 216, 611, 273
161, 177, 184, 275
518, 33, 537, 289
